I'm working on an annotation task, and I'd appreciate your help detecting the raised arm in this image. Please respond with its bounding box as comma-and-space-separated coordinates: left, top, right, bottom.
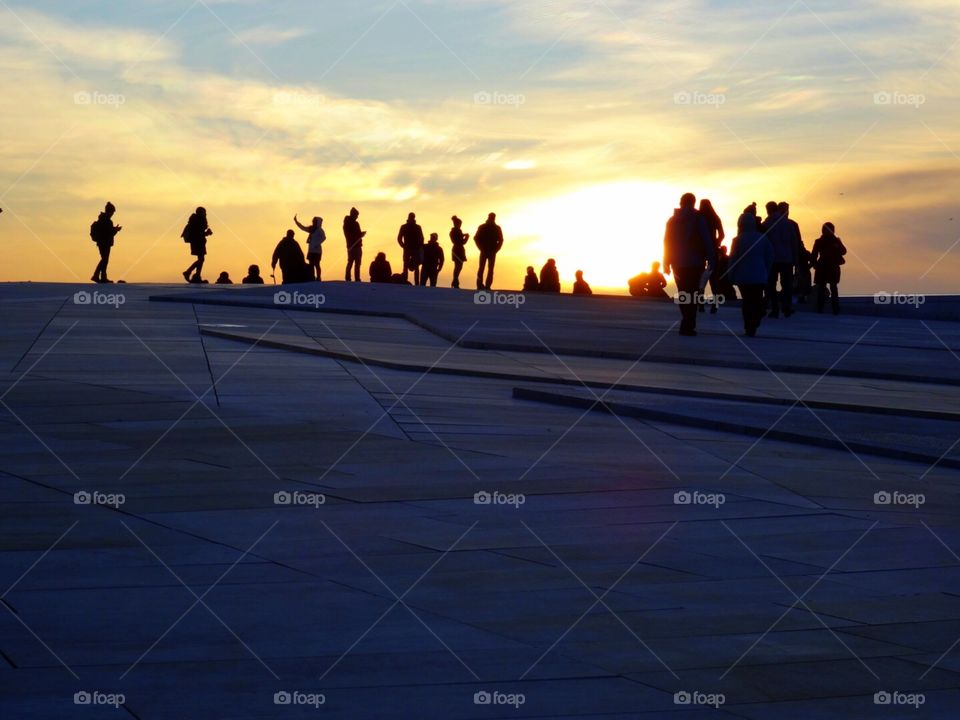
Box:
294, 216, 311, 233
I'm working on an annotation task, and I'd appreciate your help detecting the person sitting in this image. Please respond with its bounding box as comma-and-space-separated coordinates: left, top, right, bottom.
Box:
539, 259, 561, 293
572, 270, 592, 295
629, 262, 669, 298
242, 265, 264, 285
369, 252, 393, 283
271, 230, 311, 284
215, 271, 233, 285
522, 266, 539, 292
390, 273, 412, 285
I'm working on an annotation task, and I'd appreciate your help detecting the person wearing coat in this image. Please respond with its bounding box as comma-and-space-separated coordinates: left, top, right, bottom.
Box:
728, 212, 774, 337
182, 207, 213, 283
271, 229, 311, 284
663, 193, 715, 336
810, 222, 847, 315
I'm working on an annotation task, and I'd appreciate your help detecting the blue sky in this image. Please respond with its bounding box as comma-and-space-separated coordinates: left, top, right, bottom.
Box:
0, 0, 958, 291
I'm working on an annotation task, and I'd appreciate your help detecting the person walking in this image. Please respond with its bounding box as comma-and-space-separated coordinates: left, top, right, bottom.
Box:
663, 193, 715, 336
475, 213, 504, 290
728, 212, 774, 337
449, 216, 470, 289
699, 199, 725, 313
762, 201, 798, 318
90, 202, 121, 284
182, 207, 212, 284
811, 222, 847, 315
295, 215, 325, 281
343, 207, 366, 282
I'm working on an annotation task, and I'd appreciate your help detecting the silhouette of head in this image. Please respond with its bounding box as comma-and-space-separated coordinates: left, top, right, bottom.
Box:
248, 264, 261, 277
376, 252, 387, 261
350, 207, 359, 219
778, 202, 790, 216
313, 216, 323, 228
217, 272, 230, 282
452, 215, 461, 227
743, 202, 757, 216
738, 213, 756, 232
408, 212, 416, 222
548, 258, 556, 267
651, 261, 661, 272
526, 266, 535, 274
285, 229, 295, 240
104, 202, 116, 217
822, 222, 836, 235
765, 201, 778, 215
487, 213, 496, 222
699, 199, 714, 213
680, 193, 696, 209
575, 270, 584, 280
429, 233, 438, 242
196, 207, 207, 217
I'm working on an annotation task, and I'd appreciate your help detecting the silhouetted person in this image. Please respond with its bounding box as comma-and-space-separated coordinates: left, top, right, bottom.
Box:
390, 273, 411, 285
539, 259, 561, 293
295, 215, 325, 281
215, 271, 233, 285
762, 201, 798, 318
699, 199, 725, 313
398, 212, 425, 285
242, 264, 264, 284
523, 266, 539, 292
629, 262, 669, 298
475, 213, 504, 290
728, 212, 774, 337
369, 252, 393, 283
421, 233, 445, 287
710, 245, 737, 310
343, 207, 366, 282
795, 238, 813, 303
449, 216, 470, 288
90, 202, 121, 283
664, 193, 715, 336
272, 230, 310, 284
182, 207, 212, 284
572, 270, 592, 295
811, 222, 847, 315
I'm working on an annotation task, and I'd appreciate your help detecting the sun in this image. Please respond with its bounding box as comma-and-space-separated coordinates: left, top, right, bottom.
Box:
509, 181, 727, 292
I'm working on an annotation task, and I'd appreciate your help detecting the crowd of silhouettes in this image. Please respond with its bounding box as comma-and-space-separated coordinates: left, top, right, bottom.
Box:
81, 200, 848, 324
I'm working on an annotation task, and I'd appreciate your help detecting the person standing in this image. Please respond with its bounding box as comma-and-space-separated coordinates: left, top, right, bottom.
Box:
182, 207, 212, 284
663, 193, 715, 336
421, 233, 445, 287
90, 202, 121, 284
728, 212, 774, 337
397, 212, 425, 285
475, 213, 504, 291
811, 222, 847, 315
699, 199, 725, 313
762, 201, 798, 318
449, 216, 470, 289
295, 215, 325, 281
343, 207, 366, 282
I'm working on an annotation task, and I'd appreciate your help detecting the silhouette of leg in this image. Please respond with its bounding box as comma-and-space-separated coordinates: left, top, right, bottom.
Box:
831, 283, 840, 314
675, 267, 700, 335
452, 261, 462, 288
485, 253, 496, 290
816, 281, 826, 313
780, 265, 794, 316
766, 269, 778, 317
476, 254, 487, 290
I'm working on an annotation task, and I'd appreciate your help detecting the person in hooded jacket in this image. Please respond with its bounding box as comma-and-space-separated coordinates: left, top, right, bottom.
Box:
811, 222, 847, 315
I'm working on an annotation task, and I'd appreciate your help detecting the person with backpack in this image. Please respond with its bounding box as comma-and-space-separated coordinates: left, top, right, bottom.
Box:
295, 215, 325, 281
811, 222, 847, 315
343, 207, 366, 282
475, 213, 504, 290
449, 216, 469, 289
397, 212, 425, 285
663, 193, 715, 336
182, 207, 212, 283
421, 233, 445, 287
90, 202, 121, 283
271, 229, 311, 284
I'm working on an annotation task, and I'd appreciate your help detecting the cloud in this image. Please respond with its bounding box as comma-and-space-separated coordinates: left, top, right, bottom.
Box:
229, 26, 311, 47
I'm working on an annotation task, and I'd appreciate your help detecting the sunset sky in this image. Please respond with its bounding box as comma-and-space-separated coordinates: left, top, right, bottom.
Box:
1, 0, 958, 294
